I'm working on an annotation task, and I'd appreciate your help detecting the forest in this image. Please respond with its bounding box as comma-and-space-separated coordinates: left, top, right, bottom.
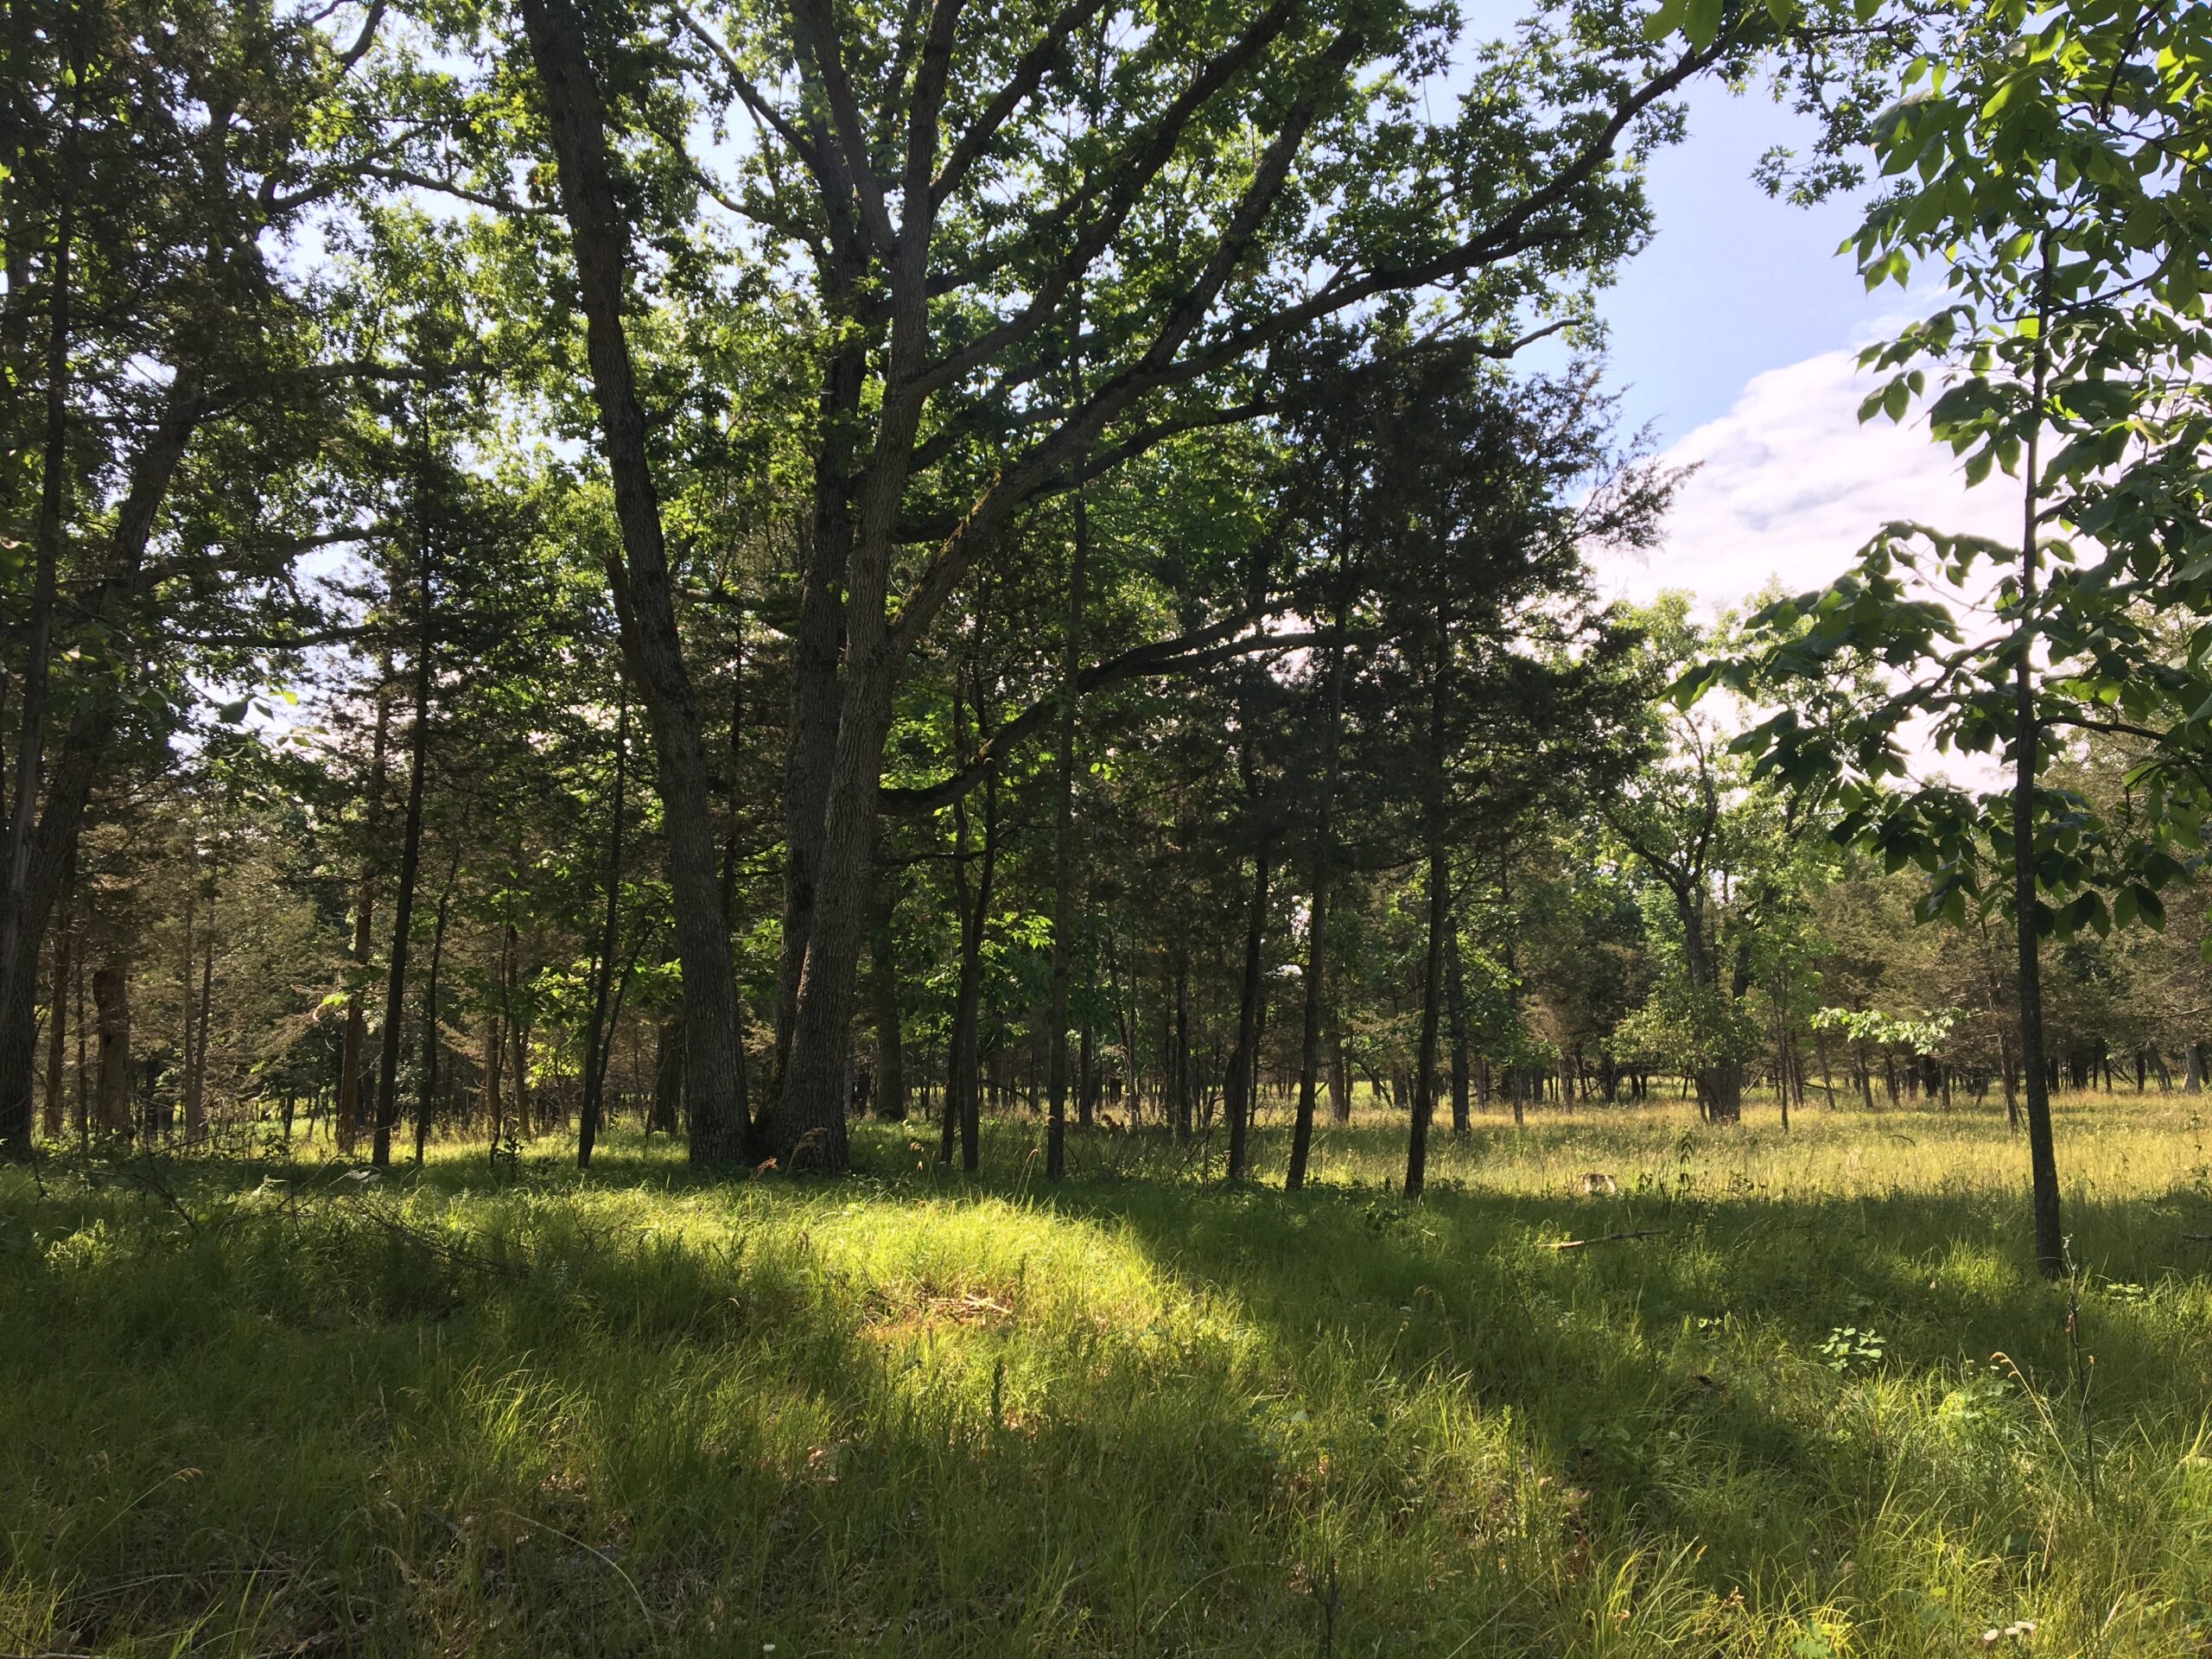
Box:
3, 0, 2211, 1652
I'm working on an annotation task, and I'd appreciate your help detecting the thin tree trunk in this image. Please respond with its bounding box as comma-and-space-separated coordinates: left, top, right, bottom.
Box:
43, 872, 70, 1141
372, 540, 435, 1169
340, 673, 391, 1154
1407, 607, 1449, 1201
0, 111, 72, 1158
944, 682, 997, 1172
417, 843, 461, 1164
1224, 837, 1270, 1183
1447, 919, 1471, 1135
1289, 597, 1346, 1192
869, 875, 906, 1121
580, 683, 629, 1169
1045, 486, 1089, 1181
186, 894, 213, 1145
2013, 256, 2063, 1279
92, 960, 128, 1135
1173, 953, 1193, 1143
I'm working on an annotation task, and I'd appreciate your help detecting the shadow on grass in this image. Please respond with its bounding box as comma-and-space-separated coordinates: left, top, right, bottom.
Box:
6, 1115, 2212, 1656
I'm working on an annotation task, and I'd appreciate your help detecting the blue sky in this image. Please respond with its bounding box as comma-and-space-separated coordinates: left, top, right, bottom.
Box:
1574, 81, 2018, 619
1599, 82, 1885, 446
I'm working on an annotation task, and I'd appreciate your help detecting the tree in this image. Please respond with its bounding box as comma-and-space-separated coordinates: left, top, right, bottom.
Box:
1704, 0, 2212, 1273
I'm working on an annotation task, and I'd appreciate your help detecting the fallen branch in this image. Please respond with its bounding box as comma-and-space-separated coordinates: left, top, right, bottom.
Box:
1548, 1230, 1669, 1252
2184, 1233, 2211, 1244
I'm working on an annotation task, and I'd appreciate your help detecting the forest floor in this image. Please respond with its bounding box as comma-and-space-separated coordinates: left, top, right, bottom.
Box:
5, 1095, 2212, 1656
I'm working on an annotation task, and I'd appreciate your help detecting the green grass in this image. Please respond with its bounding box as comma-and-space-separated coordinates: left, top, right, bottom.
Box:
6, 1095, 2212, 1656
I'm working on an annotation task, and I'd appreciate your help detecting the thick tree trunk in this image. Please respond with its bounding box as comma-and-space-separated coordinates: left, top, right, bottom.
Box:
777, 328, 860, 1097
579, 687, 629, 1169
1045, 489, 1089, 1181
520, 0, 749, 1163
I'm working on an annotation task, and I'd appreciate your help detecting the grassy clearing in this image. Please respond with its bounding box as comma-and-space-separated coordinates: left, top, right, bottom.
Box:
5, 1096, 2212, 1656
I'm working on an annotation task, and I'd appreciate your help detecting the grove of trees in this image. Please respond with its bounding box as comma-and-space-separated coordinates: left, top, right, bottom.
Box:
2, 0, 2208, 1281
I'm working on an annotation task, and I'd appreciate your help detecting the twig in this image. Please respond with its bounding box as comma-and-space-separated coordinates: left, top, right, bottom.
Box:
1548, 1230, 1669, 1251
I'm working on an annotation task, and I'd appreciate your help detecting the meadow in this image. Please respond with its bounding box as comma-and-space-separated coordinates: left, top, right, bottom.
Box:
5, 1095, 2211, 1656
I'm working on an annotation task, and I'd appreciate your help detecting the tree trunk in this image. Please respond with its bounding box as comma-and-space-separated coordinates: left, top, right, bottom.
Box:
1224, 839, 1270, 1184
371, 545, 435, 1170
579, 684, 629, 1169
43, 876, 71, 1141
92, 961, 129, 1136
1446, 921, 1471, 1135
1406, 606, 1449, 1202
1288, 598, 1346, 1192
651, 1016, 683, 1135
869, 875, 906, 1121
339, 674, 391, 1155
481, 1007, 505, 1143
2012, 284, 2063, 1279
519, 0, 749, 1163
0, 138, 72, 1159
1044, 487, 1089, 1181
186, 899, 213, 1145
417, 846, 460, 1164
776, 323, 861, 1103
943, 684, 997, 1172
1173, 953, 1194, 1143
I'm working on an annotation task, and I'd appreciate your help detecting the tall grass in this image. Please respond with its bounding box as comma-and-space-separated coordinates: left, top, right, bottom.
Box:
3, 1092, 2209, 1655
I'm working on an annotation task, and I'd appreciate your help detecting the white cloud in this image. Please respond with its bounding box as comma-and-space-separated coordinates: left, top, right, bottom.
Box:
1592, 346, 2020, 620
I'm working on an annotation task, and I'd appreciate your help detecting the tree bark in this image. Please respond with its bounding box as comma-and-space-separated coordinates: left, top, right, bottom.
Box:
519, 0, 749, 1163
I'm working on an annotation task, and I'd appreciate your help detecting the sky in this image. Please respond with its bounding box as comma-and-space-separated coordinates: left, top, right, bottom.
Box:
1576, 81, 2019, 620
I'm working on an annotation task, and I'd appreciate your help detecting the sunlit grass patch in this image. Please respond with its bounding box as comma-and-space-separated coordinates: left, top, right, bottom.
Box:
4, 1095, 2210, 1654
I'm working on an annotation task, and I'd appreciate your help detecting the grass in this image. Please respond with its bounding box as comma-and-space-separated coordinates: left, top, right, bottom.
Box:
5, 1093, 2212, 1656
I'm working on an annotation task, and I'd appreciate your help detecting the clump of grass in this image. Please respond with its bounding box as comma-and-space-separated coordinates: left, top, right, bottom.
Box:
3, 1096, 2209, 1655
